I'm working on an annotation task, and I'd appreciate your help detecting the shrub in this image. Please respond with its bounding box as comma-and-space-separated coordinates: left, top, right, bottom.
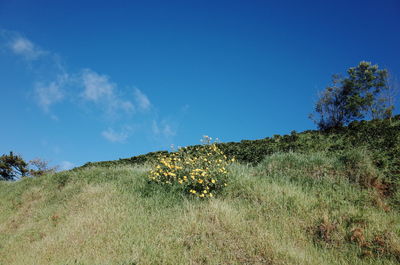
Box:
148, 143, 231, 198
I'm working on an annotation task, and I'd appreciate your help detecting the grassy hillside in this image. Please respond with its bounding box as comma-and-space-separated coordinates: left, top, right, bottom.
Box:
1, 118, 400, 264
82, 116, 400, 186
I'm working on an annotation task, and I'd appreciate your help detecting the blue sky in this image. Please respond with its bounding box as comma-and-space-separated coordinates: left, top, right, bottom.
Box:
1, 0, 399, 170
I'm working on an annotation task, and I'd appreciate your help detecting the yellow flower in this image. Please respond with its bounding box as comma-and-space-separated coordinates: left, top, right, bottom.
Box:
211, 179, 216, 183
200, 194, 205, 198
203, 190, 208, 194
209, 193, 213, 197
198, 179, 203, 184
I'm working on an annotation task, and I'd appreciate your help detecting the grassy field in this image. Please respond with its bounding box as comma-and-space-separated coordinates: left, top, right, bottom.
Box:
0, 151, 399, 265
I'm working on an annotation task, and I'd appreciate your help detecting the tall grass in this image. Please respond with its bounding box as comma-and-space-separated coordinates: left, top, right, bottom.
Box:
0, 152, 399, 264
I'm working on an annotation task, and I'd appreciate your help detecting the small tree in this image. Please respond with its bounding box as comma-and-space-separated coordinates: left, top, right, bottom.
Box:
29, 158, 58, 177
310, 61, 395, 130
0, 152, 29, 181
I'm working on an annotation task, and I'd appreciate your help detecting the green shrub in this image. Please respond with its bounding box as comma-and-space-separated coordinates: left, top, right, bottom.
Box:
148, 143, 231, 198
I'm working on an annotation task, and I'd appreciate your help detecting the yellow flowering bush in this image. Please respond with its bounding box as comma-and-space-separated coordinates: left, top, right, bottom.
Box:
148, 143, 232, 198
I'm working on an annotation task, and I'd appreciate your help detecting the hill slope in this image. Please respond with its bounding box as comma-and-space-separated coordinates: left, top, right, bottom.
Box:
1, 118, 400, 265
83, 116, 400, 185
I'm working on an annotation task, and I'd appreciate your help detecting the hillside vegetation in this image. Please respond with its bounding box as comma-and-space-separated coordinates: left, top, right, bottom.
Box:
84, 116, 400, 190
1, 117, 400, 265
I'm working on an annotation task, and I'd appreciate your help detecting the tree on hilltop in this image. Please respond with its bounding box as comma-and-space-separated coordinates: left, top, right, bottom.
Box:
310, 61, 396, 130
0, 151, 29, 181
0, 153, 58, 180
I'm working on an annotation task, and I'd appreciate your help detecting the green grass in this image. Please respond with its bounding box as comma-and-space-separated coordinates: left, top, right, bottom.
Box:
0, 152, 399, 265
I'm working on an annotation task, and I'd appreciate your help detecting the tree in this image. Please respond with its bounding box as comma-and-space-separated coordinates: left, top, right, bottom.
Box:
0, 152, 29, 181
310, 61, 395, 130
29, 158, 58, 177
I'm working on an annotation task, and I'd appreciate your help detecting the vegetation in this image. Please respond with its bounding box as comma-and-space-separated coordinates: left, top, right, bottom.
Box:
1, 149, 399, 264
82, 115, 400, 192
28, 158, 58, 177
0, 152, 28, 181
310, 61, 395, 129
148, 143, 231, 198
0, 153, 56, 180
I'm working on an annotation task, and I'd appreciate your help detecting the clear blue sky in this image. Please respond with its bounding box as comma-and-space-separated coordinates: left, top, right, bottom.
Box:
1, 0, 399, 170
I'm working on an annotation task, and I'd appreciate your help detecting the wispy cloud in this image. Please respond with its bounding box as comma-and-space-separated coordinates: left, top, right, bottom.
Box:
134, 87, 151, 111
34, 74, 67, 112
8, 34, 46, 60
2, 29, 171, 145
152, 120, 176, 138
1, 29, 67, 114
101, 128, 129, 143
81, 69, 115, 101
80, 69, 134, 116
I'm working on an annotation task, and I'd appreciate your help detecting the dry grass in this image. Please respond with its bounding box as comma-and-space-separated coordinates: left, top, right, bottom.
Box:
0, 152, 399, 264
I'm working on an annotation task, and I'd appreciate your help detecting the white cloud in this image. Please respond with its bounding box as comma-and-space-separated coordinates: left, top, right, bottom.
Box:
134, 88, 151, 111
1, 31, 148, 120
101, 128, 129, 143
59, 161, 75, 171
152, 120, 160, 135
120, 101, 135, 112
9, 35, 45, 60
152, 120, 176, 138
162, 124, 176, 137
81, 69, 115, 101
34, 74, 66, 112
1, 30, 66, 114
2, 30, 171, 145
80, 69, 135, 116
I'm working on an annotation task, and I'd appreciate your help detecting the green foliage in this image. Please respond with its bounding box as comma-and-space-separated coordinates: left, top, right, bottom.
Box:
80, 150, 168, 168
81, 116, 400, 190
0, 153, 58, 180
0, 151, 28, 181
148, 143, 231, 198
311, 61, 394, 129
